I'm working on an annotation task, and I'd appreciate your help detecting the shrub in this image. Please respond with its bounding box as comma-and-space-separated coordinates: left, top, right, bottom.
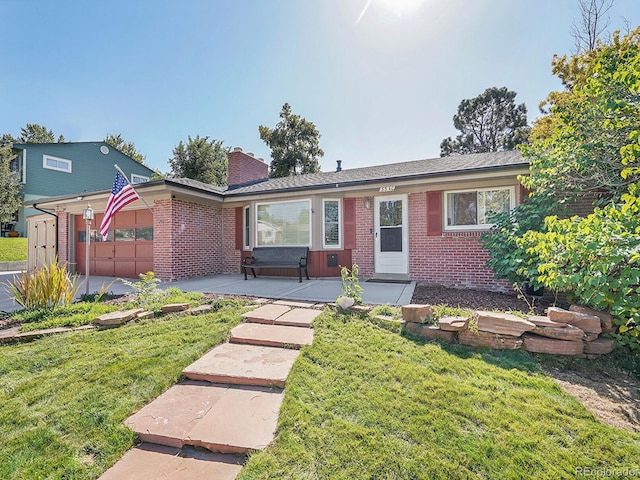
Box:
5, 258, 79, 310
120, 271, 167, 310
338, 264, 363, 305
520, 189, 640, 349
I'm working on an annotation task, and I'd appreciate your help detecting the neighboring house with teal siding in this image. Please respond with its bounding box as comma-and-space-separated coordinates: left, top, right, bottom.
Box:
7, 141, 154, 237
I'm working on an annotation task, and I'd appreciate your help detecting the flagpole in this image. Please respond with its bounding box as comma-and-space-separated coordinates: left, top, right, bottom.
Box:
113, 164, 162, 224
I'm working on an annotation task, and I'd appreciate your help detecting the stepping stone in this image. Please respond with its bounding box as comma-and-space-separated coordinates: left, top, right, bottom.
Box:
272, 308, 320, 327
94, 308, 143, 327
185, 386, 284, 453
242, 304, 290, 323
125, 382, 283, 454
230, 323, 314, 349
125, 381, 226, 448
98, 443, 243, 480
183, 343, 300, 388
274, 300, 316, 308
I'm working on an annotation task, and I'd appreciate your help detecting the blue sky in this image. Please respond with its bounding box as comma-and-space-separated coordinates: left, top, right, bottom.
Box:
2, 0, 640, 174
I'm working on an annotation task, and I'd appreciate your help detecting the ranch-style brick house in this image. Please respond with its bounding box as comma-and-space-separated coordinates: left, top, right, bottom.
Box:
27, 148, 529, 291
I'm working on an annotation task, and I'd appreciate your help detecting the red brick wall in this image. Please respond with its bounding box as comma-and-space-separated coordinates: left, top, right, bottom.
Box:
56, 210, 69, 266
153, 199, 173, 280
228, 150, 268, 187
222, 207, 241, 273
351, 197, 374, 277
408, 192, 511, 292
153, 199, 224, 281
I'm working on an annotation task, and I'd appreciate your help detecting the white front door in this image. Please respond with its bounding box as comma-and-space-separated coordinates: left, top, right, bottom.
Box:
374, 194, 408, 275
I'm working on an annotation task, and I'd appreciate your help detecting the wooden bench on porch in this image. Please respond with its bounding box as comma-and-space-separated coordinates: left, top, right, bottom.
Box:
242, 246, 310, 283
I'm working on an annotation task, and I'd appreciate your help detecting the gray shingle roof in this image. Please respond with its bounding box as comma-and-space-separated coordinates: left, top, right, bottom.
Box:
225, 150, 526, 196
166, 177, 226, 195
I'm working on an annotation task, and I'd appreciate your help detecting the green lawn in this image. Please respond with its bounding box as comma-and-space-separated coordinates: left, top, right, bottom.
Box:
0, 237, 28, 262
0, 308, 244, 480
1, 307, 638, 479
239, 311, 640, 479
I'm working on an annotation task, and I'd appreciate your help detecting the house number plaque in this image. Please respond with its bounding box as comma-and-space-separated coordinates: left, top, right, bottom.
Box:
379, 185, 396, 193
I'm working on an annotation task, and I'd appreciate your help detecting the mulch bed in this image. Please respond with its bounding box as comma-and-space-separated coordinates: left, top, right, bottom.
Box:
410, 283, 558, 316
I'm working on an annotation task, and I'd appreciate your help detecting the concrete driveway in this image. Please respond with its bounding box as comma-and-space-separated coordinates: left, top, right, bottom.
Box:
0, 273, 415, 314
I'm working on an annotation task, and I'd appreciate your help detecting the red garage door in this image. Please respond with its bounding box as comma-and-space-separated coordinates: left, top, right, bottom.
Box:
76, 209, 153, 278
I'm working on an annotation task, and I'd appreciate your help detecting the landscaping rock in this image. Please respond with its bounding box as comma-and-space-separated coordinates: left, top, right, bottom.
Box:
548, 307, 602, 336
565, 313, 602, 337
458, 328, 523, 350
438, 316, 469, 332
402, 304, 434, 324
190, 305, 214, 315
404, 322, 456, 343
528, 315, 585, 341
583, 337, 615, 355
522, 333, 583, 355
161, 303, 190, 313
137, 311, 154, 320
351, 305, 372, 314
473, 311, 535, 336
94, 308, 144, 327
570, 305, 616, 334
546, 307, 573, 323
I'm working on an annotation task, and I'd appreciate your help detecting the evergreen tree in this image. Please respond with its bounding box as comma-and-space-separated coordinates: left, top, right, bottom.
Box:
259, 103, 323, 178
440, 87, 529, 156
169, 135, 228, 186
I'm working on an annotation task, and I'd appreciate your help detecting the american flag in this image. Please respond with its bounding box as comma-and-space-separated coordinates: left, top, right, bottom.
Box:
99, 171, 140, 241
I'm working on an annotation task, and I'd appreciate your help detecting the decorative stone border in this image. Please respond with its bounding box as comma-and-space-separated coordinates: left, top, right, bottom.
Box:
402, 304, 615, 357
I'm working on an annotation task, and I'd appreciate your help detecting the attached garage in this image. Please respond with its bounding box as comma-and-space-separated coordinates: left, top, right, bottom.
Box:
75, 209, 154, 278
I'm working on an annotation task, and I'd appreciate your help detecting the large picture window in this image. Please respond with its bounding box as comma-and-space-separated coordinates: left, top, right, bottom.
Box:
445, 187, 514, 230
256, 200, 310, 246
322, 199, 341, 248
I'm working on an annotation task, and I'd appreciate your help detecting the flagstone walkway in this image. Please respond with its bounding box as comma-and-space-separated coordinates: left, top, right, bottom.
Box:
99, 302, 320, 479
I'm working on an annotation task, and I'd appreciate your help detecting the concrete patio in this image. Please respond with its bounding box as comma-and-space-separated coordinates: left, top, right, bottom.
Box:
0, 273, 416, 314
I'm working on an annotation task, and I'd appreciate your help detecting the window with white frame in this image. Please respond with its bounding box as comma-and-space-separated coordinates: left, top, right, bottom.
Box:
130, 174, 149, 184
43, 155, 72, 173
10, 151, 26, 183
244, 205, 250, 249
322, 199, 341, 248
445, 187, 514, 230
256, 199, 310, 246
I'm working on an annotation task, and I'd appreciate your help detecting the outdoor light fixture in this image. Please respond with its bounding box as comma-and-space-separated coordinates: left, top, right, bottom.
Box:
365, 198, 371, 209
83, 204, 94, 295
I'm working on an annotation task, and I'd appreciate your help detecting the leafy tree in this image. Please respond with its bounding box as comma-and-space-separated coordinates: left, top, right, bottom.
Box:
440, 87, 530, 156
0, 146, 22, 224
169, 135, 228, 186
483, 27, 640, 347
259, 103, 323, 178
104, 134, 146, 164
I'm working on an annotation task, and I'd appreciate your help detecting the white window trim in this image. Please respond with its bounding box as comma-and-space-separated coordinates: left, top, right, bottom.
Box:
443, 186, 515, 232
42, 154, 72, 173
322, 198, 341, 249
243, 205, 251, 249
255, 198, 312, 247
130, 174, 150, 184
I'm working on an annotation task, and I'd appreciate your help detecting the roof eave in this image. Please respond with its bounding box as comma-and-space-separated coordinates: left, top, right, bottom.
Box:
224, 163, 530, 197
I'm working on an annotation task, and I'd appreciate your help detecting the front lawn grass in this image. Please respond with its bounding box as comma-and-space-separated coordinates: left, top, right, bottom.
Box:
0, 307, 244, 480
240, 311, 640, 479
0, 237, 27, 261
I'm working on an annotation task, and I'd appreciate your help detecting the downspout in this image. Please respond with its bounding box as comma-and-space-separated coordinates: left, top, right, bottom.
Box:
32, 204, 59, 258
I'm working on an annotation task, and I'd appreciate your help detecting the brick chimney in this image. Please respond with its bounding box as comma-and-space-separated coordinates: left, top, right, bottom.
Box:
228, 147, 269, 187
